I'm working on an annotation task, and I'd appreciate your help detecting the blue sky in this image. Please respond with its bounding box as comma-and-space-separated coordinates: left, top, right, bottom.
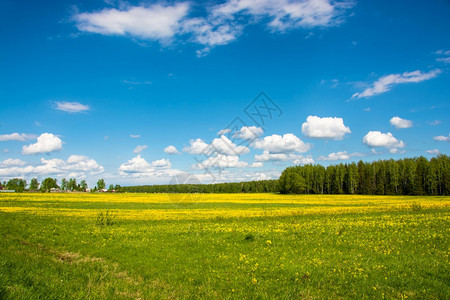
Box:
1, 0, 449, 187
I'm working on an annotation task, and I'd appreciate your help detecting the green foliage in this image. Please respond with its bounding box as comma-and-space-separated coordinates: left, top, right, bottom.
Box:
29, 178, 39, 191
95, 211, 116, 226
6, 178, 27, 192
97, 179, 106, 190
40, 178, 58, 192
122, 180, 279, 193
278, 155, 450, 195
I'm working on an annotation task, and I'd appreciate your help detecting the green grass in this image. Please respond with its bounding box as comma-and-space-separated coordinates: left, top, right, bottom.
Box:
0, 193, 448, 299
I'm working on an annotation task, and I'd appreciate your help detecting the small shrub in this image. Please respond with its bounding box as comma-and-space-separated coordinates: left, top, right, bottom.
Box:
96, 211, 116, 226
244, 233, 255, 241
411, 202, 422, 211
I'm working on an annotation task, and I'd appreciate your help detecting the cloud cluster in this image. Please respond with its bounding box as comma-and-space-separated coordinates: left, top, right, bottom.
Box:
254, 150, 314, 164
22, 133, 63, 155
254, 133, 310, 153
0, 155, 104, 178
118, 155, 178, 177
351, 69, 440, 99
55, 101, 90, 113
184, 135, 249, 156
363, 131, 405, 149
318, 151, 364, 161
390, 116, 413, 129
73, 0, 354, 55
301, 116, 351, 139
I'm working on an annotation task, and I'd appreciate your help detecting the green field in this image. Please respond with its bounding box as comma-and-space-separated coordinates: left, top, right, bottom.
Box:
0, 193, 448, 299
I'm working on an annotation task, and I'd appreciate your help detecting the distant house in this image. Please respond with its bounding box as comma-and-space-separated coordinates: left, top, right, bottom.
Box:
101, 188, 108, 192
85, 188, 91, 193
50, 188, 62, 193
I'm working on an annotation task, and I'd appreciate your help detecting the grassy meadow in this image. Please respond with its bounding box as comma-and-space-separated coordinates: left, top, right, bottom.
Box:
0, 193, 448, 299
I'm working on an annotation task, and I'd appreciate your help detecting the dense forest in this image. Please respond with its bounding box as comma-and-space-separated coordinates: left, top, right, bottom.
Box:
279, 155, 449, 195
123, 155, 449, 195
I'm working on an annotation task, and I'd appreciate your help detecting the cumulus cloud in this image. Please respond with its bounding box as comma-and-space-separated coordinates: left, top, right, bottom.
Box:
74, 0, 354, 55
433, 134, 450, 142
74, 3, 189, 42
0, 158, 26, 167
351, 69, 440, 99
22, 133, 63, 155
164, 145, 179, 154
54, 101, 90, 113
254, 133, 310, 153
193, 154, 248, 169
250, 162, 263, 168
363, 131, 405, 149
118, 155, 178, 177
318, 151, 364, 161
133, 145, 148, 154
390, 116, 413, 129
301, 116, 351, 139
183, 138, 209, 154
254, 150, 314, 164
0, 133, 36, 142
426, 149, 440, 155
0, 155, 104, 178
233, 126, 264, 140
184, 136, 249, 156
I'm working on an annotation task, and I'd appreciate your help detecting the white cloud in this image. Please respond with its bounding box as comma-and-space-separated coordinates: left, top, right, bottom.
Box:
435, 49, 450, 63
390, 116, 413, 129
351, 69, 441, 99
250, 162, 263, 168
254, 150, 313, 164
363, 131, 405, 149
233, 126, 264, 140
133, 145, 148, 154
74, 0, 354, 55
426, 149, 440, 155
184, 136, 249, 156
254, 133, 310, 153
301, 116, 351, 139
74, 3, 189, 42
212, 0, 353, 30
164, 145, 179, 154
183, 138, 209, 154
0, 155, 104, 179
118, 155, 178, 178
217, 128, 231, 135
1, 158, 26, 167
0, 133, 36, 142
193, 154, 247, 169
130, 134, 141, 138
54, 101, 90, 113
429, 120, 441, 126
318, 151, 364, 161
433, 134, 450, 142
22, 133, 63, 155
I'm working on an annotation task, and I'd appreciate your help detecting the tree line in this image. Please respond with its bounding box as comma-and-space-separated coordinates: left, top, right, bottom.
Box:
1, 155, 448, 195
0, 177, 123, 193
279, 155, 449, 195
